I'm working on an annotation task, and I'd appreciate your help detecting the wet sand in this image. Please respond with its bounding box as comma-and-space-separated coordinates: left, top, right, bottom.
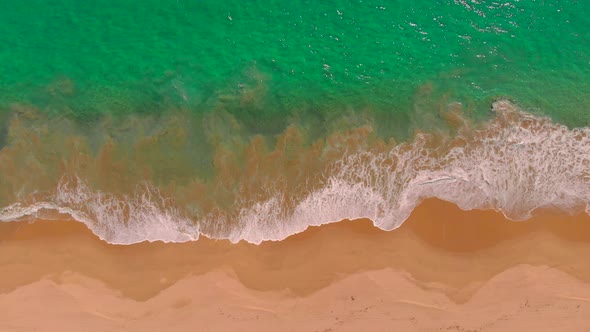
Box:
2, 198, 590, 331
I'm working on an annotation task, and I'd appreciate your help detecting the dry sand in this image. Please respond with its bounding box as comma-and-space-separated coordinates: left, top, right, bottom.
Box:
2, 198, 590, 331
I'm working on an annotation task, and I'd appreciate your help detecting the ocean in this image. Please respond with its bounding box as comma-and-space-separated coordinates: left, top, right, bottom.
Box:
0, 0, 588, 244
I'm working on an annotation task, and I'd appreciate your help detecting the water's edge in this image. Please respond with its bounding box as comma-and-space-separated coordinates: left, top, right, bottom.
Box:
2, 100, 588, 245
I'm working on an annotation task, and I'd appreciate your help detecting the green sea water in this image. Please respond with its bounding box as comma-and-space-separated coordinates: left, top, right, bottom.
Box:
0, 1, 589, 243
1, 1, 589, 125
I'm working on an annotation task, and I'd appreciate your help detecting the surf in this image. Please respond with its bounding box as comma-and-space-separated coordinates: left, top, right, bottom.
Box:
1, 100, 588, 245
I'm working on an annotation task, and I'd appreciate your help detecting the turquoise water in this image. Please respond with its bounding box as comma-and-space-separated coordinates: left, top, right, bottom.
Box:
0, 1, 589, 243
1, 1, 589, 123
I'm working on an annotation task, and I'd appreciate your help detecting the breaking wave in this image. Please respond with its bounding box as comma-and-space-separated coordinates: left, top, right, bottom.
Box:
1, 101, 589, 244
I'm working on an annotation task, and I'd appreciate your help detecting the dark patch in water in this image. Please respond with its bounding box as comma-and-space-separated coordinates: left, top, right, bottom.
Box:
0, 113, 8, 150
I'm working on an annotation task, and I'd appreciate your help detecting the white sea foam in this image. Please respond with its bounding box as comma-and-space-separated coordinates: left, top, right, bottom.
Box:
224, 100, 590, 243
0, 179, 198, 244
1, 101, 589, 244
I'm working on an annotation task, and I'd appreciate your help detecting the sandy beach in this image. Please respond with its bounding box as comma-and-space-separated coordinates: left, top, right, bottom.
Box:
2, 198, 590, 331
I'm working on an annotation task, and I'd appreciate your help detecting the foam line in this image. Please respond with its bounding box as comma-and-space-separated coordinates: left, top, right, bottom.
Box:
1, 101, 589, 245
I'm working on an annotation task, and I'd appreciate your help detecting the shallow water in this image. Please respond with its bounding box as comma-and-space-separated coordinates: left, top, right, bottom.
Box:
0, 1, 589, 243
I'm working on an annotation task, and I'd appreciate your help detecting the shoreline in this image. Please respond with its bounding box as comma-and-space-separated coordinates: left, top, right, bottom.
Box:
2, 198, 590, 330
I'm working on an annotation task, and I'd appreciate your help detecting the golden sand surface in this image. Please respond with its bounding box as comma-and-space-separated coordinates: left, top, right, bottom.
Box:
2, 198, 590, 331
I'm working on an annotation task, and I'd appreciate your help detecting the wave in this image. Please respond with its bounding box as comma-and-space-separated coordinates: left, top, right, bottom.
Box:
1, 100, 589, 244
0, 181, 199, 244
